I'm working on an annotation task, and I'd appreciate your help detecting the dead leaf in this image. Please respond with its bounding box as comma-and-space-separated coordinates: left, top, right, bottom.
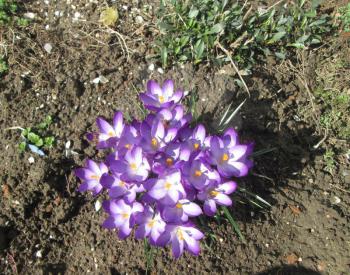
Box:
289, 205, 301, 215
285, 253, 298, 265
54, 196, 61, 206
2, 184, 10, 199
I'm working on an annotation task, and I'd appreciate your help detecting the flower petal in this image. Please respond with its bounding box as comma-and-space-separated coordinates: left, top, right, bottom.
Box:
157, 231, 171, 247
113, 111, 124, 136
182, 202, 202, 217
218, 181, 237, 195
215, 193, 232, 206
203, 199, 217, 216
147, 80, 162, 96
184, 235, 200, 256
172, 236, 184, 259
96, 117, 114, 135
162, 79, 174, 98
230, 145, 248, 161
171, 90, 183, 103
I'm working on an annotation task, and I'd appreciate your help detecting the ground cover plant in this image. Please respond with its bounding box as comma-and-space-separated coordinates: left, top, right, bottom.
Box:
0, 0, 349, 274
156, 0, 335, 68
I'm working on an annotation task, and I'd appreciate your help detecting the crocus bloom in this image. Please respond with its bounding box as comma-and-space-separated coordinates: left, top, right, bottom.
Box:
102, 199, 143, 239
162, 199, 202, 222
208, 136, 250, 177
101, 173, 144, 204
182, 159, 220, 190
116, 124, 140, 155
197, 181, 237, 216
75, 160, 108, 195
110, 146, 150, 182
140, 119, 177, 153
156, 105, 192, 130
187, 124, 206, 152
157, 223, 204, 258
135, 206, 166, 245
145, 169, 186, 206
140, 80, 183, 111
96, 111, 124, 149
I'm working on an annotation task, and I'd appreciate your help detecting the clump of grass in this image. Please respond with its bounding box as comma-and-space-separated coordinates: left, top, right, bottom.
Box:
156, 0, 335, 68
338, 3, 350, 32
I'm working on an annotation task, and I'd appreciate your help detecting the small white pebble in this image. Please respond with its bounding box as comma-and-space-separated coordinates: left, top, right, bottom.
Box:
24, 12, 36, 19
219, 238, 223, 243
39, 104, 44, 109
13, 200, 20, 205
35, 250, 42, 258
65, 140, 71, 149
28, 156, 35, 163
122, 5, 128, 10
298, 257, 302, 262
310, 228, 315, 233
45, 25, 50, 30
44, 43, 53, 54
148, 63, 155, 71
331, 196, 341, 204
157, 68, 164, 74
265, 243, 269, 248
135, 15, 144, 24
95, 200, 102, 212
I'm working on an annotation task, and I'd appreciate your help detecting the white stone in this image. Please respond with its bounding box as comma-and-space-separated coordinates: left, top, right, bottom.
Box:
157, 68, 164, 74
28, 156, 35, 163
148, 63, 155, 71
35, 250, 42, 258
44, 43, 53, 54
24, 12, 36, 19
95, 200, 102, 212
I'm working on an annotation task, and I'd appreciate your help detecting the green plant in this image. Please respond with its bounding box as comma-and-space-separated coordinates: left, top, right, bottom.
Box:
0, 0, 17, 25
339, 3, 350, 32
156, 0, 335, 68
0, 57, 8, 74
323, 148, 336, 175
17, 115, 55, 155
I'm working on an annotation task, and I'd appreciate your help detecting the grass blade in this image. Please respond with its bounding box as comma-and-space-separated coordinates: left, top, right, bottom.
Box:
143, 239, 154, 274
218, 102, 233, 126
222, 99, 246, 127
250, 147, 277, 158
222, 206, 246, 243
238, 188, 272, 208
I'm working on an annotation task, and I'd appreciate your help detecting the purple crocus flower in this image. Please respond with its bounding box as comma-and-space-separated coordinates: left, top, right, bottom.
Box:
102, 199, 143, 239
75, 160, 108, 195
197, 181, 237, 216
145, 169, 186, 206
207, 136, 250, 177
101, 173, 145, 204
110, 146, 150, 182
162, 199, 202, 222
182, 159, 220, 190
152, 142, 190, 174
156, 105, 192, 130
135, 206, 166, 245
96, 111, 124, 149
187, 124, 206, 152
140, 80, 183, 111
116, 124, 140, 155
157, 223, 204, 258
140, 118, 178, 154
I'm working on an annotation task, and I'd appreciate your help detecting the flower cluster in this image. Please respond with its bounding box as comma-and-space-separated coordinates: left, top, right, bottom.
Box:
75, 79, 253, 258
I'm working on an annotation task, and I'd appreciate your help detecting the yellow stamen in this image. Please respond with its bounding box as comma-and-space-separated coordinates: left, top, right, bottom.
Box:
221, 153, 229, 162
108, 131, 115, 137
130, 163, 137, 170
151, 138, 158, 148
166, 158, 173, 167
125, 144, 131, 149
159, 95, 165, 103
194, 170, 202, 177
193, 143, 200, 150
119, 181, 126, 187
210, 190, 219, 197
122, 213, 129, 219
90, 175, 100, 180
147, 220, 155, 228
177, 229, 184, 240
176, 203, 182, 209
165, 182, 172, 190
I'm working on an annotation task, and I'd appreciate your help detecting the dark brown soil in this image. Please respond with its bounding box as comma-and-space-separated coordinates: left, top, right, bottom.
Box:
1, 1, 349, 275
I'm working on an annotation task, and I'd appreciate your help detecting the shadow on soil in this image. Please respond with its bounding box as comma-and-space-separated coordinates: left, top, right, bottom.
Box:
256, 265, 321, 275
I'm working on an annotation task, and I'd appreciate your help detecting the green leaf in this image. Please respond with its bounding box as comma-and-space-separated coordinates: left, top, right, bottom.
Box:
275, 52, 286, 59
188, 7, 199, 19
35, 138, 44, 147
288, 42, 305, 48
19, 141, 26, 152
222, 206, 246, 243
208, 23, 224, 34
44, 136, 55, 147
28, 132, 40, 144
267, 31, 286, 44
296, 34, 310, 43
194, 39, 205, 60
161, 47, 168, 68
22, 127, 31, 137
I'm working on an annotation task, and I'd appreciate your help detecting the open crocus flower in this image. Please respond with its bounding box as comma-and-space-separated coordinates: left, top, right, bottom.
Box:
140, 80, 183, 111
208, 136, 250, 177
96, 111, 124, 149
75, 160, 108, 195
102, 199, 143, 239
101, 173, 144, 204
186, 124, 206, 153
110, 146, 150, 182
197, 181, 237, 216
157, 223, 204, 258
156, 105, 192, 130
162, 199, 202, 223
182, 159, 220, 190
116, 124, 140, 155
140, 118, 177, 153
145, 169, 186, 206
135, 206, 166, 245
